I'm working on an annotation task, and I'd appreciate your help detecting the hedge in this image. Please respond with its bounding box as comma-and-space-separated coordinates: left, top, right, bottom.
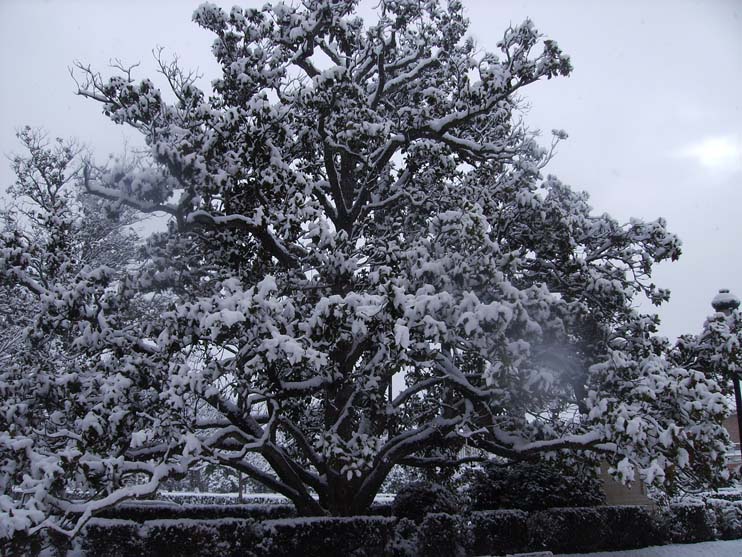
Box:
78, 518, 262, 557
706, 498, 742, 539
417, 513, 468, 557
392, 482, 460, 523
597, 505, 663, 550
464, 460, 604, 511
12, 498, 742, 556
435, 506, 663, 557
74, 516, 397, 557
663, 503, 717, 544
467, 509, 529, 556
259, 516, 396, 557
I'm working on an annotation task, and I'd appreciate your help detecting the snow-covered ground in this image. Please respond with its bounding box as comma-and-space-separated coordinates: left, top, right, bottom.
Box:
554, 538, 742, 557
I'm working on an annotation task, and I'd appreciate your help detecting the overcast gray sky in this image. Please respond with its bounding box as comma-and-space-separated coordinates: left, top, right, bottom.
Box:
1, 0, 740, 341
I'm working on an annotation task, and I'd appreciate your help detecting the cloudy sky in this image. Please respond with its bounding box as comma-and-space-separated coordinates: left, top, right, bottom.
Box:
0, 0, 740, 341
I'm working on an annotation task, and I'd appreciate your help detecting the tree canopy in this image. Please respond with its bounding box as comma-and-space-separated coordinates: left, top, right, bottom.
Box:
0, 127, 140, 539
0, 0, 732, 538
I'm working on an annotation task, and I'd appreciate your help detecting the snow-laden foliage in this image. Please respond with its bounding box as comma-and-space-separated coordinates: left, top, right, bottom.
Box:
669, 291, 741, 486
464, 459, 604, 511
0, 128, 141, 540
672, 292, 742, 395
392, 481, 460, 522
0, 0, 731, 538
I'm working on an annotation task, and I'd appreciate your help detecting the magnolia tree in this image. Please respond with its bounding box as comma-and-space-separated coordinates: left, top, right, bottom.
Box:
0, 0, 732, 538
671, 289, 742, 479
0, 128, 142, 539
673, 290, 742, 393
0, 127, 139, 373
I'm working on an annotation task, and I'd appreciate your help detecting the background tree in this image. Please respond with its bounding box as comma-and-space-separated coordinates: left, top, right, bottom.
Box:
0, 0, 731, 538
672, 290, 741, 393
671, 289, 742, 482
0, 127, 139, 539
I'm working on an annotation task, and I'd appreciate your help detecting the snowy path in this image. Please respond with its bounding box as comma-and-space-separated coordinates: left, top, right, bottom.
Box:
554, 538, 742, 557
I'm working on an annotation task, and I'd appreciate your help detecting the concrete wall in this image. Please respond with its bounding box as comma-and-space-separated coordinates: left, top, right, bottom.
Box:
724, 414, 740, 444
599, 464, 653, 506
725, 413, 741, 472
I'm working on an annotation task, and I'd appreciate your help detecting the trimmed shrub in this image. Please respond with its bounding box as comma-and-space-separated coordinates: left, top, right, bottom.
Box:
465, 460, 605, 511
526, 505, 667, 554
66, 500, 726, 556
527, 507, 608, 553
467, 509, 529, 556
80, 519, 144, 557
385, 517, 419, 557
258, 516, 396, 557
600, 505, 663, 551
142, 518, 259, 557
664, 503, 717, 544
392, 481, 460, 522
416, 513, 468, 557
706, 499, 742, 540
80, 517, 260, 557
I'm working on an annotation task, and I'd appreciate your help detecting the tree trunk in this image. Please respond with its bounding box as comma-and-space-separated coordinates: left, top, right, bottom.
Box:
326, 473, 360, 516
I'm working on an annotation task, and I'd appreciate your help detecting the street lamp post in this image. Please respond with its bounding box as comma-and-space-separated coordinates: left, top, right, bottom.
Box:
711, 289, 742, 467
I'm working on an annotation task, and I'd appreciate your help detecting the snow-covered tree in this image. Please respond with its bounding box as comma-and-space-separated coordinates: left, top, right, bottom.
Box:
672, 290, 741, 394
1, 0, 731, 538
671, 289, 742, 481
0, 128, 140, 539
0, 127, 138, 370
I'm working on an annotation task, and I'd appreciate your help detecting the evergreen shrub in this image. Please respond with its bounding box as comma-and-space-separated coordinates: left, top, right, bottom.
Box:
258, 516, 396, 557
392, 481, 460, 522
465, 460, 604, 511
467, 509, 529, 556
416, 513, 468, 557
